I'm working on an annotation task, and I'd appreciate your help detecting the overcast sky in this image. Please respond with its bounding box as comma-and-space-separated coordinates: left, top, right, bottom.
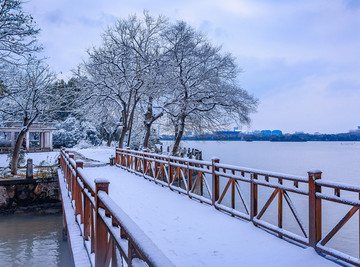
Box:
24, 0, 360, 134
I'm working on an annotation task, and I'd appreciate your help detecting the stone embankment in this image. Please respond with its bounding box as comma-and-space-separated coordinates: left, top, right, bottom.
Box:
0, 177, 60, 214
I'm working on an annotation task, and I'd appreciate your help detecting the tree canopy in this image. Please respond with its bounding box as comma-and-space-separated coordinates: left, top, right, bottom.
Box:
77, 12, 257, 153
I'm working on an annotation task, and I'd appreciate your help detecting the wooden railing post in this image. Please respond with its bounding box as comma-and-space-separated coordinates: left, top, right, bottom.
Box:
121, 149, 125, 166
134, 152, 138, 171
187, 162, 192, 197
126, 147, 131, 168
115, 146, 119, 165
61, 148, 66, 171
69, 153, 75, 196
65, 150, 69, 180
95, 178, 110, 267
250, 173, 258, 221
154, 155, 159, 180
60, 147, 63, 170
143, 149, 148, 176
168, 156, 173, 187
308, 169, 322, 248
75, 160, 84, 222
212, 157, 220, 206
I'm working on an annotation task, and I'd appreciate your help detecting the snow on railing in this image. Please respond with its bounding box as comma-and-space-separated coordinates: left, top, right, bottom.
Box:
60, 148, 174, 267
115, 147, 360, 266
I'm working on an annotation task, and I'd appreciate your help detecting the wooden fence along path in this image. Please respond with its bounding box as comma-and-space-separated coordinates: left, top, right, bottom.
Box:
59, 148, 174, 267
115, 147, 360, 266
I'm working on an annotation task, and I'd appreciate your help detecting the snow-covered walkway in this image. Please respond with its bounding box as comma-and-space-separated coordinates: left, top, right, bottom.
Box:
81, 165, 338, 267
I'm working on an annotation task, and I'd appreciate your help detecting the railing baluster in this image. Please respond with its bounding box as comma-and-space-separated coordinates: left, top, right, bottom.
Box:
75, 160, 83, 222
250, 173, 258, 221
115, 147, 119, 165
95, 178, 110, 267
84, 196, 91, 240
112, 148, 360, 265
212, 157, 220, 206
126, 147, 130, 168
65, 150, 69, 186
308, 170, 322, 248
187, 162, 191, 197
168, 157, 173, 188
334, 188, 340, 197
231, 170, 235, 211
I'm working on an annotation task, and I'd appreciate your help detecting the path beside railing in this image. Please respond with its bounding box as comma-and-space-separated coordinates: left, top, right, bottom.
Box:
59, 147, 349, 266
114, 147, 360, 266
60, 148, 174, 267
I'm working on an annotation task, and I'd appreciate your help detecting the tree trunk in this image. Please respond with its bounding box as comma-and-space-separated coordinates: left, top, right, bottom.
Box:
118, 127, 127, 148
172, 117, 185, 155
100, 123, 104, 142
11, 129, 27, 175
143, 123, 151, 149
127, 121, 133, 147
107, 133, 112, 146
143, 96, 153, 149
11, 115, 38, 175
126, 98, 138, 147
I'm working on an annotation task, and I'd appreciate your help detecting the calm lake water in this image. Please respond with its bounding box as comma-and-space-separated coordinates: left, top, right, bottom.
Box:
165, 141, 360, 258
177, 141, 360, 184
0, 213, 73, 267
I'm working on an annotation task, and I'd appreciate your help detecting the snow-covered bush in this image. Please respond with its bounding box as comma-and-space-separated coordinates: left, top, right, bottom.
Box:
81, 121, 101, 146
53, 117, 82, 148
53, 116, 101, 148
0, 135, 10, 147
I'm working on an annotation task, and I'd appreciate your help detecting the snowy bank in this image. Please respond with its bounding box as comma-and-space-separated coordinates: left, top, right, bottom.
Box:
72, 146, 115, 163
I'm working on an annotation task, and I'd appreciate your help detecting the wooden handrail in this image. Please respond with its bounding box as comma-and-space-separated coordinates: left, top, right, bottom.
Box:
60, 148, 174, 267
115, 147, 360, 266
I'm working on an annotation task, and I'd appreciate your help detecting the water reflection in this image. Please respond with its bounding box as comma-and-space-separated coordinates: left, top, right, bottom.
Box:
0, 213, 73, 267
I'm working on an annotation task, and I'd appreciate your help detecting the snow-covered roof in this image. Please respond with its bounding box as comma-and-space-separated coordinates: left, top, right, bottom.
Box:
0, 121, 56, 132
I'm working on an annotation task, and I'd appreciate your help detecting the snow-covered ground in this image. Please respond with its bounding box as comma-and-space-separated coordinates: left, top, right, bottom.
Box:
0, 146, 114, 168
81, 165, 338, 267
72, 146, 115, 163
0, 151, 59, 168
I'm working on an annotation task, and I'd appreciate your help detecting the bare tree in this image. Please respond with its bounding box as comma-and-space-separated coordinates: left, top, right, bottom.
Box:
79, 96, 121, 146
0, 57, 57, 174
74, 13, 256, 153
140, 59, 167, 149
0, 0, 41, 65
161, 21, 258, 155
77, 12, 167, 148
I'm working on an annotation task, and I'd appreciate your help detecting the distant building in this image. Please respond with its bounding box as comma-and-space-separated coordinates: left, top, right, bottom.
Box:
349, 126, 360, 133
184, 131, 193, 136
0, 122, 55, 153
261, 130, 272, 136
271, 130, 282, 136
234, 127, 239, 131
213, 131, 241, 140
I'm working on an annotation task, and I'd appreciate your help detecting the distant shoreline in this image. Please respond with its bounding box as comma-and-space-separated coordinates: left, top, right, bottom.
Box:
161, 139, 360, 142
161, 132, 360, 142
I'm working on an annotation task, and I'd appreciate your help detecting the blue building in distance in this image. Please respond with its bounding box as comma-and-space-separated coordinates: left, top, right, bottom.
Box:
271, 130, 282, 136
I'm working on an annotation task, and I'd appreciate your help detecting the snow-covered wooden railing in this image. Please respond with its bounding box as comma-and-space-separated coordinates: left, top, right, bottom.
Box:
60, 148, 174, 267
116, 147, 360, 266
